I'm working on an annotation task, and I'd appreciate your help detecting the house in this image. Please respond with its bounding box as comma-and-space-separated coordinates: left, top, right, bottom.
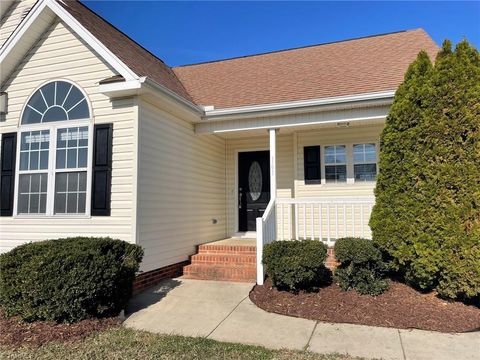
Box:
0, 0, 438, 290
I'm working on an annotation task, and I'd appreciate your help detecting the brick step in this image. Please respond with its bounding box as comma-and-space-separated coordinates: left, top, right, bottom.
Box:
183, 264, 256, 282
198, 243, 256, 255
191, 253, 256, 266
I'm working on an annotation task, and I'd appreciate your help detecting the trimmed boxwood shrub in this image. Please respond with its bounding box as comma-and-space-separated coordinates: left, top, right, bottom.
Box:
334, 237, 389, 296
263, 240, 329, 291
0, 237, 143, 323
370, 40, 480, 300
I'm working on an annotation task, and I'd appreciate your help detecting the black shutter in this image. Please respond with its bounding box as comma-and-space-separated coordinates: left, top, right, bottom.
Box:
304, 146, 320, 184
0, 133, 17, 216
91, 124, 112, 216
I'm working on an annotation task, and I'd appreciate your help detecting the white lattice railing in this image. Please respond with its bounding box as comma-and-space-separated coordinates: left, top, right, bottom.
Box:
256, 196, 375, 284
276, 197, 375, 246
256, 198, 276, 285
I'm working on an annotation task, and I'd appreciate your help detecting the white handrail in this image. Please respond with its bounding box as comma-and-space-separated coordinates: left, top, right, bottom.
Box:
256, 198, 276, 285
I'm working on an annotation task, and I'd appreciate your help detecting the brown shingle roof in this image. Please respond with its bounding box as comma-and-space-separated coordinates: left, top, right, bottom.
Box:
59, 1, 438, 110
59, 0, 193, 102
173, 29, 439, 108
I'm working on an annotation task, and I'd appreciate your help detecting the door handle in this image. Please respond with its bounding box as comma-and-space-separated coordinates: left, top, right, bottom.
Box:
238, 188, 242, 209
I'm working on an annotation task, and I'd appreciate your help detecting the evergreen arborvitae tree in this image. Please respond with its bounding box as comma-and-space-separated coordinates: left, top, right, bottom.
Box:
370, 40, 480, 301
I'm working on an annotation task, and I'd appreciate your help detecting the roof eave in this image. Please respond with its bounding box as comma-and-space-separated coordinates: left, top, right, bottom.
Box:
202, 90, 396, 122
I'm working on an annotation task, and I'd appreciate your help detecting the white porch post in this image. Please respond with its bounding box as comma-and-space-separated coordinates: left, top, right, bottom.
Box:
256, 128, 278, 285
269, 128, 277, 200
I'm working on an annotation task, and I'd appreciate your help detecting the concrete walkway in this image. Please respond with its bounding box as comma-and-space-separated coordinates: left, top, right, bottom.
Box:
125, 278, 480, 360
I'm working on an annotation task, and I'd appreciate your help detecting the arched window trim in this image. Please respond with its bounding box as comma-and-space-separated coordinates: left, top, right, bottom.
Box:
19, 79, 92, 127
14, 80, 94, 218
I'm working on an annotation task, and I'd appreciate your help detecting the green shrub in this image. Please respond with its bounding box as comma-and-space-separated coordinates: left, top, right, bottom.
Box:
334, 237, 389, 296
370, 39, 480, 301
262, 240, 329, 291
0, 237, 143, 323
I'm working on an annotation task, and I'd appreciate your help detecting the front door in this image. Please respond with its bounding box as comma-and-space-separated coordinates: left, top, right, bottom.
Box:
238, 151, 270, 231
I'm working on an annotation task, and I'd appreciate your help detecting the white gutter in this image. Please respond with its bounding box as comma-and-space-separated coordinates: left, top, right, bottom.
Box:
203, 90, 395, 119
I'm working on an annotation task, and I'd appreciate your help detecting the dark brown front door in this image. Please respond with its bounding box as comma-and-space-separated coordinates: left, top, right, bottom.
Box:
238, 151, 270, 231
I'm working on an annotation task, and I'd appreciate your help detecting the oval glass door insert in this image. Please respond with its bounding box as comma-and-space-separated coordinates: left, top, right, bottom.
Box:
248, 161, 262, 201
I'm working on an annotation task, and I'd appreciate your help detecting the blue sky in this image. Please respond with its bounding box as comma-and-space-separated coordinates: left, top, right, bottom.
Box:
83, 1, 480, 67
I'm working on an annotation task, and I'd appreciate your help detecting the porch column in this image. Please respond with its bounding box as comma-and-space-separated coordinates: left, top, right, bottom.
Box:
269, 128, 277, 199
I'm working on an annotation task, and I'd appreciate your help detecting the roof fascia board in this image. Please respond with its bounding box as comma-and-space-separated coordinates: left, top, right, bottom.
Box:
0, 0, 138, 83
202, 90, 395, 121
196, 105, 389, 135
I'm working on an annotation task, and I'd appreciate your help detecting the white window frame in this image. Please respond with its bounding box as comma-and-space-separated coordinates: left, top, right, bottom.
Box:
13, 80, 93, 218
323, 144, 347, 184
353, 143, 378, 183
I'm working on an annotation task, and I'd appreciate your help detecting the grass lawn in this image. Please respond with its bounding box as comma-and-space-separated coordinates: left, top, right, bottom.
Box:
0, 327, 361, 360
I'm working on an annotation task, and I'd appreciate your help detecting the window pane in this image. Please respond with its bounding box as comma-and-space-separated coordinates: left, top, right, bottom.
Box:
354, 164, 377, 182
67, 193, 78, 213
29, 151, 39, 170
67, 149, 77, 168
79, 172, 87, 191
56, 149, 66, 169
30, 194, 39, 213
17, 174, 47, 214
325, 145, 346, 164
353, 144, 364, 162
68, 100, 89, 120
78, 127, 88, 146
19, 175, 29, 193
68, 172, 78, 191
20, 131, 49, 171
54, 172, 87, 214
30, 173, 40, 192
40, 151, 49, 169
55, 193, 66, 214
78, 148, 87, 167
20, 153, 29, 170
30, 131, 40, 150
55, 172, 67, 192
20, 133, 29, 150
78, 193, 86, 213
325, 165, 347, 183
40, 194, 47, 213
57, 128, 67, 148
67, 128, 78, 148
18, 194, 29, 213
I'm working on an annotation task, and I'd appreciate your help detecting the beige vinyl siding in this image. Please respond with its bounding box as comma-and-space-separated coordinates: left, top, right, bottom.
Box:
0, 20, 137, 252
0, 0, 36, 48
137, 100, 226, 272
225, 134, 294, 235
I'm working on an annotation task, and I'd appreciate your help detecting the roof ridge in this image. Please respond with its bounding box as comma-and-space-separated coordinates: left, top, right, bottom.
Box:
174, 29, 424, 68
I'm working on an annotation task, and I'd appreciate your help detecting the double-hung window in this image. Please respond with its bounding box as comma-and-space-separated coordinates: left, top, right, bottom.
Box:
324, 145, 347, 183
353, 143, 377, 182
16, 80, 91, 216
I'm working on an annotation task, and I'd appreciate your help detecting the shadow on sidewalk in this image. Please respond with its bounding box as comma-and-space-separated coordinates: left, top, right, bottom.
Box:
126, 279, 182, 314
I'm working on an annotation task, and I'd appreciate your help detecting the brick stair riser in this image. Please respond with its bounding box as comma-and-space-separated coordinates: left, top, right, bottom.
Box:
198, 245, 256, 254
183, 264, 256, 282
191, 254, 256, 266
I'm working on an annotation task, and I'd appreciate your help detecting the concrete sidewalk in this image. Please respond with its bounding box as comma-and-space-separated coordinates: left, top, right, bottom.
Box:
124, 278, 480, 360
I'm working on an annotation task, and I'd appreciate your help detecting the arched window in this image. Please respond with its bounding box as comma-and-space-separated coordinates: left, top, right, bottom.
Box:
22, 81, 90, 124
16, 81, 91, 216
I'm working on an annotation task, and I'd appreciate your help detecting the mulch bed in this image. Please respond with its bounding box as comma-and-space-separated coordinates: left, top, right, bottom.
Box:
0, 310, 121, 348
250, 278, 480, 333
